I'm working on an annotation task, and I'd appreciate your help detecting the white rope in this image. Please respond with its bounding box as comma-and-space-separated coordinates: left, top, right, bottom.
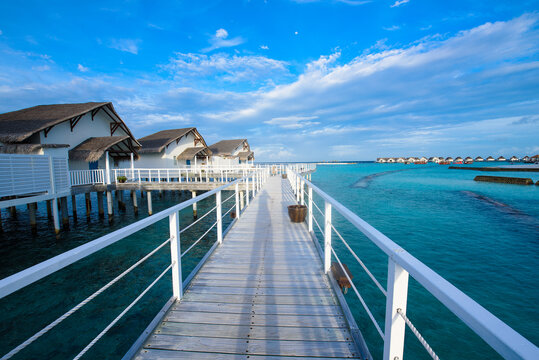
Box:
181, 220, 218, 257
331, 247, 385, 339
222, 192, 236, 203
73, 264, 173, 360
0, 238, 171, 360
397, 309, 440, 360
330, 223, 387, 296
311, 200, 325, 217
312, 213, 324, 235
180, 204, 217, 234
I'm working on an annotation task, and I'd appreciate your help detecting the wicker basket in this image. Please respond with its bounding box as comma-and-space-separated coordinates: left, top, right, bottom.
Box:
287, 205, 307, 223
281, 174, 287, 179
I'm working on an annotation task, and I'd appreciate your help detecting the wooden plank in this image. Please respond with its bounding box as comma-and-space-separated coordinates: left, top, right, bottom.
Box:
181, 293, 337, 305
155, 322, 352, 341
134, 348, 359, 359
191, 279, 329, 289
144, 335, 358, 358
165, 310, 347, 328
171, 302, 342, 316
186, 285, 330, 296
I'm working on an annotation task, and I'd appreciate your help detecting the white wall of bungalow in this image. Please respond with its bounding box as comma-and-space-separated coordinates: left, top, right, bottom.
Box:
209, 140, 253, 166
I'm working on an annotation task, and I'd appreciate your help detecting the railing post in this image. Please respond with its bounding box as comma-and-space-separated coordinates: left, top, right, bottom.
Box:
308, 186, 313, 232
105, 151, 111, 184
246, 177, 250, 206
169, 211, 183, 299
300, 179, 304, 205
235, 182, 240, 219
252, 173, 256, 196
296, 176, 300, 203
324, 201, 332, 273
383, 259, 409, 360
216, 190, 223, 244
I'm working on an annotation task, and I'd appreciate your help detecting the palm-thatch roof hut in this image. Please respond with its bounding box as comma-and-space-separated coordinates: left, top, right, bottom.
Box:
209, 139, 253, 165
475, 156, 484, 162
509, 156, 519, 162
522, 156, 530, 162
486, 156, 495, 161
497, 156, 507, 161
135, 128, 210, 167
446, 157, 454, 162
0, 102, 140, 170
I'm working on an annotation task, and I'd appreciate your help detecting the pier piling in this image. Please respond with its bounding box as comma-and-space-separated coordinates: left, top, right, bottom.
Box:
240, 190, 245, 210
9, 206, 16, 218
132, 190, 138, 215
46, 200, 52, 219
118, 190, 126, 211
106, 191, 113, 219
71, 195, 77, 220
29, 202, 37, 232
52, 197, 60, 234
97, 192, 104, 218
147, 191, 153, 215
60, 197, 69, 228
85, 193, 91, 218
192, 191, 197, 219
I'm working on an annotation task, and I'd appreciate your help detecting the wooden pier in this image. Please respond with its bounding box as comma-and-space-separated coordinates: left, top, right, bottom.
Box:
131, 176, 362, 359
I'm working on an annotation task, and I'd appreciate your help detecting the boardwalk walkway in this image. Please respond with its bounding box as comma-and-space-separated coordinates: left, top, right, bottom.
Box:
133, 176, 361, 359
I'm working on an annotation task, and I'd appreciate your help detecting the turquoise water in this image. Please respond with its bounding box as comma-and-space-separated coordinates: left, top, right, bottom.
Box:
310, 163, 538, 359
0, 164, 537, 359
0, 190, 238, 359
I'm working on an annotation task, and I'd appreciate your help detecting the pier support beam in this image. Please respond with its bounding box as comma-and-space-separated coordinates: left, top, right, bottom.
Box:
9, 206, 16, 218
117, 190, 126, 211
60, 197, 69, 228
192, 191, 197, 219
85, 193, 91, 219
147, 191, 153, 215
29, 202, 37, 232
52, 198, 60, 234
97, 192, 104, 218
132, 190, 138, 215
46, 200, 52, 219
106, 191, 113, 220
71, 195, 77, 220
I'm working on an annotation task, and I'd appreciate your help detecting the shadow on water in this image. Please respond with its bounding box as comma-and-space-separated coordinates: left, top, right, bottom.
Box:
461, 190, 539, 228
351, 166, 429, 188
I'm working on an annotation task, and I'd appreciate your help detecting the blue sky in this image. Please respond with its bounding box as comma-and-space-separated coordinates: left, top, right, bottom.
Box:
0, 0, 538, 161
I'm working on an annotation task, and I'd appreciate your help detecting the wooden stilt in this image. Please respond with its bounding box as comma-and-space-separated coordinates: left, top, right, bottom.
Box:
147, 191, 153, 215
192, 191, 197, 219
132, 190, 138, 215
46, 200, 52, 219
52, 198, 60, 234
9, 206, 16, 217
106, 191, 113, 220
29, 202, 37, 232
85, 193, 91, 218
60, 197, 69, 228
71, 195, 77, 220
97, 192, 104, 218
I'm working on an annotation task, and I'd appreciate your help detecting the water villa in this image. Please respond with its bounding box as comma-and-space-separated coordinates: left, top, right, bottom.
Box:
486, 156, 495, 161
209, 139, 254, 166
133, 128, 211, 168
464, 156, 474, 164
475, 156, 484, 162
510, 156, 519, 162
497, 156, 507, 161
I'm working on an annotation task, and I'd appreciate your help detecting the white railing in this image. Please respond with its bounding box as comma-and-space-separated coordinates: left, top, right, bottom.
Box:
0, 154, 69, 198
69, 169, 105, 186
0, 167, 271, 360
286, 169, 538, 360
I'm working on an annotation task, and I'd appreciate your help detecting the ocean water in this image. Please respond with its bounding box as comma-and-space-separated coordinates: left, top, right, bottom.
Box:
310, 163, 538, 359
0, 164, 537, 359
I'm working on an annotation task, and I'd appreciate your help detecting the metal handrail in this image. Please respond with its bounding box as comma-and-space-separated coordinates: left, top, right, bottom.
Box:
287, 168, 538, 360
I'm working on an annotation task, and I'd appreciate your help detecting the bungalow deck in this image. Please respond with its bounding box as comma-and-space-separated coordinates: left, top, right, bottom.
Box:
128, 176, 363, 359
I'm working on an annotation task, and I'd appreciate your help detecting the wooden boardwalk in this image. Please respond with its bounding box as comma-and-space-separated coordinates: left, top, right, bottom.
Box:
132, 176, 362, 359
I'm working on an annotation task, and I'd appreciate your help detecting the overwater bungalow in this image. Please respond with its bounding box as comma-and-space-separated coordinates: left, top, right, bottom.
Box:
486, 156, 495, 162
209, 139, 254, 166
497, 156, 507, 162
428, 157, 439, 163
418, 156, 428, 162
475, 156, 484, 162
509, 156, 519, 162
132, 128, 211, 168
376, 158, 387, 163
445, 156, 454, 162
0, 102, 140, 170
454, 157, 463, 164
396, 157, 406, 163
464, 157, 474, 164
387, 158, 396, 163
522, 156, 530, 162
530, 154, 539, 163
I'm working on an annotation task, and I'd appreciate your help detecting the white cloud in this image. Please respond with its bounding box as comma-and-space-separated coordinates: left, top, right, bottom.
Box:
307, 125, 375, 136
260, 45, 269, 50
294, 31, 299, 35
31, 65, 51, 72
77, 64, 89, 72
215, 28, 228, 39
390, 0, 409, 8
109, 39, 140, 54
202, 29, 244, 52
138, 113, 190, 127
265, 115, 319, 129
383, 25, 401, 31
162, 52, 289, 83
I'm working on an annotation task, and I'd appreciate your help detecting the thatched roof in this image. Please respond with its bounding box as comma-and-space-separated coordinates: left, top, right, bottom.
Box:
0, 102, 140, 145
237, 151, 254, 161
69, 136, 138, 162
138, 128, 206, 154
209, 139, 249, 156
176, 146, 212, 160
0, 143, 69, 154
